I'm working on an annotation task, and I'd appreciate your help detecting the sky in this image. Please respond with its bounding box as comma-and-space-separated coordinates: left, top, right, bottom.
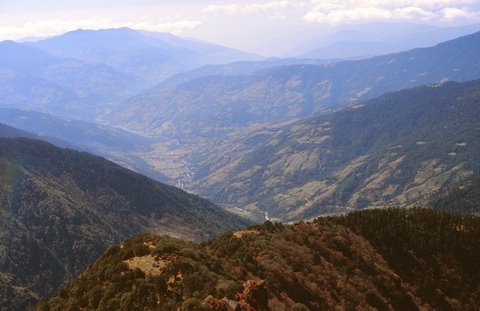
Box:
1, 0, 480, 55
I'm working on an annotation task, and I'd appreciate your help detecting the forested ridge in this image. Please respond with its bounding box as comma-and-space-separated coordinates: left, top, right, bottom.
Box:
39, 204, 480, 310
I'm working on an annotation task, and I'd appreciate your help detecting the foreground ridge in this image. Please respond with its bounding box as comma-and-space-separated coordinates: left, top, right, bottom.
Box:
38, 207, 480, 310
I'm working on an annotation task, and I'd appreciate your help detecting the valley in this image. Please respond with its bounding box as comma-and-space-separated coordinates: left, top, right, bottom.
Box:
3, 30, 480, 223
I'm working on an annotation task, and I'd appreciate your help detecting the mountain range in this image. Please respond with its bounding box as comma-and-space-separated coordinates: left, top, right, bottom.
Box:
108, 30, 480, 140
27, 28, 260, 87
0, 25, 479, 310
0, 28, 260, 122
0, 40, 139, 120
5, 29, 476, 223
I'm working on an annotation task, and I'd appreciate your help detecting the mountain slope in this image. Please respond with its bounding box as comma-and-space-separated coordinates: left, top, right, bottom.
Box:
37, 208, 480, 310
0, 40, 138, 120
188, 80, 480, 221
0, 122, 37, 139
160, 57, 333, 88
109, 31, 480, 139
0, 108, 168, 182
0, 67, 83, 117
424, 176, 480, 215
0, 137, 250, 310
29, 28, 260, 86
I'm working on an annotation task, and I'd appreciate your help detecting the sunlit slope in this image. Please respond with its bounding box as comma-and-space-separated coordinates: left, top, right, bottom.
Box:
191, 80, 480, 221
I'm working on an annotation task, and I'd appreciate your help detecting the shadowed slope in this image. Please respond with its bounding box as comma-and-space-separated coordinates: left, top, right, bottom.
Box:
0, 137, 250, 310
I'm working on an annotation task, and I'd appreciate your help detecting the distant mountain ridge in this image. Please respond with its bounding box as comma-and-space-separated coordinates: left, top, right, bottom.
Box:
0, 28, 261, 122
0, 134, 250, 310
109, 30, 480, 139
297, 22, 480, 59
159, 57, 334, 87
28, 28, 261, 86
0, 40, 139, 120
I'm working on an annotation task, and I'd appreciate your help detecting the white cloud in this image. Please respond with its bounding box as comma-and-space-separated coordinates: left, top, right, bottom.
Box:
309, 0, 477, 10
203, 4, 240, 15
304, 0, 480, 24
270, 13, 288, 20
304, 7, 392, 24
244, 1, 306, 13
395, 7, 436, 20
0, 19, 202, 40
203, 0, 480, 25
204, 1, 305, 15
138, 20, 202, 33
441, 7, 478, 21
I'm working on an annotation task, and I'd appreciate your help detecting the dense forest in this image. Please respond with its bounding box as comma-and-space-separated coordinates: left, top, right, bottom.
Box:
38, 205, 480, 310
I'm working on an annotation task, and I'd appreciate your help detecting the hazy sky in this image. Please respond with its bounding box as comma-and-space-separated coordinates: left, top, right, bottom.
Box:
1, 0, 480, 54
